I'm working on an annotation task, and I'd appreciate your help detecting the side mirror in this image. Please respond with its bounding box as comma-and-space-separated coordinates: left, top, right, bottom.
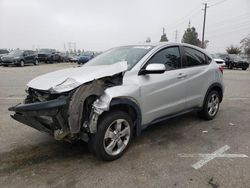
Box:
139, 64, 166, 75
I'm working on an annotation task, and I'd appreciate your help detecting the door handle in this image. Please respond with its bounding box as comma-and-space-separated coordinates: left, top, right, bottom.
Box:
177, 73, 187, 79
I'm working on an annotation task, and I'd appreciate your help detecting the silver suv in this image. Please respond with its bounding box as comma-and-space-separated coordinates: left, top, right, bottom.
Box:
9, 43, 224, 160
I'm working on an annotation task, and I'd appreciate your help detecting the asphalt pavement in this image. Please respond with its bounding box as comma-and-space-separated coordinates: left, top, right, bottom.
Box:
0, 63, 249, 188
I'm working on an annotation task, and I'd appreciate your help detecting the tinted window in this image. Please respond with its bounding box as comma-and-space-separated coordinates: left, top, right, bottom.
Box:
0, 49, 9, 54
147, 46, 181, 70
184, 47, 207, 67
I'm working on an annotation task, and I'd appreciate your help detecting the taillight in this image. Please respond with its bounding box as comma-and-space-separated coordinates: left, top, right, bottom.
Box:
219, 66, 223, 74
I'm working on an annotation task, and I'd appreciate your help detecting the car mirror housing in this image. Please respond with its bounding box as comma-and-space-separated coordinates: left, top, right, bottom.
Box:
139, 64, 166, 75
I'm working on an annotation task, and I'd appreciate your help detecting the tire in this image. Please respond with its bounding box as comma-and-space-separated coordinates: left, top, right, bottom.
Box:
228, 63, 233, 69
19, 60, 24, 67
88, 110, 133, 161
34, 59, 39, 65
199, 90, 220, 120
242, 68, 247, 70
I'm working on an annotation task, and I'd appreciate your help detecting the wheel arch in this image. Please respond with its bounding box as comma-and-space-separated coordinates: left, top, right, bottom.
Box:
109, 98, 142, 136
204, 83, 223, 104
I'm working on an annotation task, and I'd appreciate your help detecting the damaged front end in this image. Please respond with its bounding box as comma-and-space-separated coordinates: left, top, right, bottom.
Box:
9, 73, 123, 142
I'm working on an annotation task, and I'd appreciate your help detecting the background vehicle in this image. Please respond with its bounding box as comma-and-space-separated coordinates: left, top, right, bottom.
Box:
211, 54, 226, 67
9, 43, 224, 160
77, 55, 93, 64
37, 49, 56, 63
1, 50, 38, 67
0, 49, 9, 65
218, 54, 249, 70
68, 55, 79, 62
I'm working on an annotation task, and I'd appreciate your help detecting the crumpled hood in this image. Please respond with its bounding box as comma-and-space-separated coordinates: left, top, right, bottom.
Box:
27, 61, 128, 92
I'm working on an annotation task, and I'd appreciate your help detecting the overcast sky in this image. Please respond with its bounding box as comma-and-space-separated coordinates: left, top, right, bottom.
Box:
0, 0, 249, 52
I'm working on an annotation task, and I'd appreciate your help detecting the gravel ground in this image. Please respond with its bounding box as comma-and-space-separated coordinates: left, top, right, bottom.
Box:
0, 63, 249, 188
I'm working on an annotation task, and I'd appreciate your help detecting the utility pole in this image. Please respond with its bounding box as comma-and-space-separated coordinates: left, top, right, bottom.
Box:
175, 30, 178, 42
202, 3, 208, 48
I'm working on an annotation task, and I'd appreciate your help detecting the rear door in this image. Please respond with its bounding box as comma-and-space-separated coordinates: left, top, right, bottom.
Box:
139, 46, 188, 124
181, 46, 212, 108
24, 51, 35, 63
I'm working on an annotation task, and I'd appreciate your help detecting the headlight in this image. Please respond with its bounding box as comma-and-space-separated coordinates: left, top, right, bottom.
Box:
49, 78, 81, 93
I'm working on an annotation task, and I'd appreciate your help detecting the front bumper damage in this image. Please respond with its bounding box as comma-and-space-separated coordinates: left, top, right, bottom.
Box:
9, 97, 68, 134
8, 77, 121, 142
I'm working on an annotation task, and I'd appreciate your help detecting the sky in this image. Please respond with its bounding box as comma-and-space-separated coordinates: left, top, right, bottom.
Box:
0, 0, 249, 53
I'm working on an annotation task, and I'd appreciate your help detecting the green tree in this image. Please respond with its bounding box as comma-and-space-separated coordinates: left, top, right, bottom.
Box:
160, 28, 168, 42
181, 25, 201, 47
146, 37, 151, 43
226, 45, 241, 54
240, 35, 250, 55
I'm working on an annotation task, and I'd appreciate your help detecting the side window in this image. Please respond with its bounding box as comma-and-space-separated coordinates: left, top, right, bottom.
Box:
184, 47, 207, 67
23, 51, 28, 56
147, 46, 181, 70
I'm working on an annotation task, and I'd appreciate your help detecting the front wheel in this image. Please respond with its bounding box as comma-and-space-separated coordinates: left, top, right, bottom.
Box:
228, 63, 233, 69
242, 68, 247, 70
89, 110, 133, 161
34, 59, 39, 65
199, 90, 220, 120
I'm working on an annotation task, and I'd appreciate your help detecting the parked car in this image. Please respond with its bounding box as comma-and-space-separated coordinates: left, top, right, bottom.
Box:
37, 49, 56, 63
0, 49, 9, 65
68, 55, 79, 62
77, 55, 94, 64
1, 50, 38, 67
210, 54, 225, 67
218, 54, 249, 70
9, 43, 224, 160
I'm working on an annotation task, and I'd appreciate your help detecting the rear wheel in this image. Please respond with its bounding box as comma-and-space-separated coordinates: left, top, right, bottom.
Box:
88, 110, 133, 161
19, 60, 24, 67
199, 90, 220, 120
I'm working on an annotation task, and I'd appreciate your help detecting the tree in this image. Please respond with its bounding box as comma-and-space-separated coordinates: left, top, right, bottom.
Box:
181, 24, 201, 47
226, 45, 241, 54
160, 28, 168, 42
145, 37, 151, 43
240, 35, 250, 55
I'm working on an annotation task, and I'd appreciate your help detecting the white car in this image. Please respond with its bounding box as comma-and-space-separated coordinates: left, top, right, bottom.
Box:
211, 54, 226, 67
9, 43, 224, 160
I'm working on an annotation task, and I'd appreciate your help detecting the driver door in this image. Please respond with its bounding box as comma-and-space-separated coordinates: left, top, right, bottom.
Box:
139, 46, 187, 124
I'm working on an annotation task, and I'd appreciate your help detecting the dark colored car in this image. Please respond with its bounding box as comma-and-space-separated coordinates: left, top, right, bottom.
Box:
52, 52, 69, 62
77, 55, 93, 64
0, 49, 9, 65
218, 54, 249, 70
1, 50, 38, 67
37, 49, 57, 63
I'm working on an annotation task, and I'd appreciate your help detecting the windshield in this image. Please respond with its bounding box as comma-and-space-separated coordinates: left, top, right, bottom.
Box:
84, 45, 154, 69
229, 54, 243, 61
9, 50, 23, 56
211, 54, 219, 58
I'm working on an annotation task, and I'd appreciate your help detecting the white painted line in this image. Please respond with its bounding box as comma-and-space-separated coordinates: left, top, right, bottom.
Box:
192, 145, 230, 170
179, 153, 248, 158
178, 145, 249, 170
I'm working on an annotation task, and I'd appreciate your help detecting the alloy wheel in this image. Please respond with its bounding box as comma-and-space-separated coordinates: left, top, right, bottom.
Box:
207, 94, 219, 117
103, 119, 131, 156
